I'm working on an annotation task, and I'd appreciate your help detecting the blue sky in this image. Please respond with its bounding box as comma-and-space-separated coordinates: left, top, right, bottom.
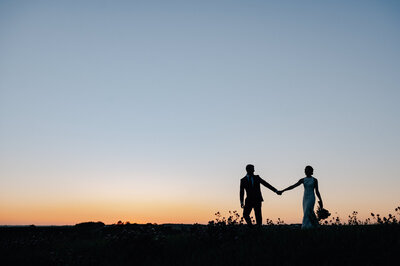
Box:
1, 0, 399, 224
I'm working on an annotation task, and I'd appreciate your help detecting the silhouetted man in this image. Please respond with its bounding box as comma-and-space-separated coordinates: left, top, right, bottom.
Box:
240, 164, 279, 226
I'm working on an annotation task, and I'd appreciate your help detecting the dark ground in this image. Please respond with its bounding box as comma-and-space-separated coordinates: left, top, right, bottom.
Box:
0, 223, 399, 266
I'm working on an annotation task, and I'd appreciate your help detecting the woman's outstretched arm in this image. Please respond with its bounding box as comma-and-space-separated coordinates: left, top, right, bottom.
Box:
281, 179, 304, 193
315, 178, 323, 208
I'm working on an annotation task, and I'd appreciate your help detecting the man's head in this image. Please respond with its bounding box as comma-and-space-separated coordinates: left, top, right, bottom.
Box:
305, 165, 314, 176
246, 164, 255, 175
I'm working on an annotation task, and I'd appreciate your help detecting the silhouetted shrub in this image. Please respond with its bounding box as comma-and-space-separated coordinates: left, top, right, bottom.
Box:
75, 221, 105, 229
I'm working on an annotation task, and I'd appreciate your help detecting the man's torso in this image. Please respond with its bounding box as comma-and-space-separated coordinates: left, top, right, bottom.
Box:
241, 175, 264, 203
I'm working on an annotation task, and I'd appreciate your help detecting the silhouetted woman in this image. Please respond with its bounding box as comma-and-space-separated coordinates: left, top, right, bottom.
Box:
280, 166, 323, 229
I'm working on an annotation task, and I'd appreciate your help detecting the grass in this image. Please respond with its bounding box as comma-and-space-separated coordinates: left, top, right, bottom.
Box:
1, 207, 399, 265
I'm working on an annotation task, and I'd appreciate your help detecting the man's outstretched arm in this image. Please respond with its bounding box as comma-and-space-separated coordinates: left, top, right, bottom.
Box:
259, 176, 278, 193
240, 180, 245, 207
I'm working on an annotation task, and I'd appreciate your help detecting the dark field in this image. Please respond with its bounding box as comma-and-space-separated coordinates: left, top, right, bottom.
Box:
1, 222, 399, 266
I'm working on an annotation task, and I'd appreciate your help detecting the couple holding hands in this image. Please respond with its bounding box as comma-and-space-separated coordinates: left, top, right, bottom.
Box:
240, 164, 324, 229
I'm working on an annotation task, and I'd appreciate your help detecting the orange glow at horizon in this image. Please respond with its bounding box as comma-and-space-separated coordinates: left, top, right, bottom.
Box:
1, 164, 399, 226
1, 196, 398, 226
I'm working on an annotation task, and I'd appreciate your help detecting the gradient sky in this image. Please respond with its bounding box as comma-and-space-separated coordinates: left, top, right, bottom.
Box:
1, 0, 399, 225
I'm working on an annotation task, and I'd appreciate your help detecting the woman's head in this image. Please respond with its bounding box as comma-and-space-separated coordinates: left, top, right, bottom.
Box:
305, 165, 314, 176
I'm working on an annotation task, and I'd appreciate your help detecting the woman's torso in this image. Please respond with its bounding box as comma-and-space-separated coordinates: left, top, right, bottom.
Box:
303, 177, 315, 199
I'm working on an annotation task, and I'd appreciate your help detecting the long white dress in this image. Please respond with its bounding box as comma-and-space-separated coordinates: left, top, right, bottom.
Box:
302, 177, 318, 229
